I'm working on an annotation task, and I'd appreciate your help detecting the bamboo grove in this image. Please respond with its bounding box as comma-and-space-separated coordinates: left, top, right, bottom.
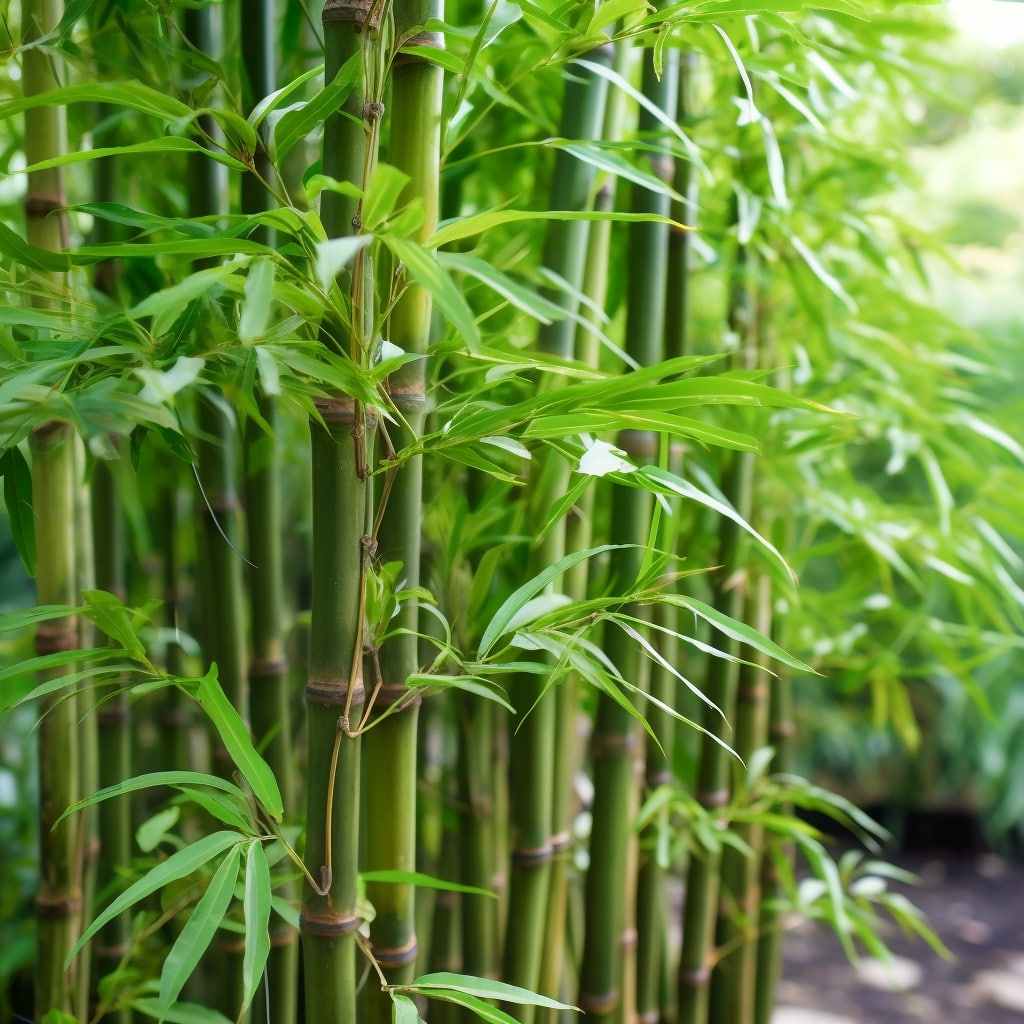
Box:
1, 2, 1021, 1024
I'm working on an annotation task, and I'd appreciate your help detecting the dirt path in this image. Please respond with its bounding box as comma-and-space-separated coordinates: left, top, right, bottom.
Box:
775, 852, 1024, 1023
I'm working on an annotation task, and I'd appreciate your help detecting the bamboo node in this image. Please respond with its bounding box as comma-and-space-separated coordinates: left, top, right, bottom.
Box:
578, 989, 619, 1014
305, 679, 366, 707
323, 0, 377, 29
678, 964, 712, 988
300, 909, 362, 936
373, 682, 421, 710
270, 924, 299, 948
34, 621, 77, 656
550, 829, 573, 853
617, 429, 659, 457
313, 396, 357, 424
698, 787, 730, 809
591, 730, 642, 757
250, 656, 289, 679
35, 892, 82, 918
371, 934, 419, 969
363, 101, 385, 124
646, 768, 674, 790
25, 192, 66, 215
771, 719, 796, 738
650, 154, 675, 182
620, 925, 638, 952
510, 842, 553, 865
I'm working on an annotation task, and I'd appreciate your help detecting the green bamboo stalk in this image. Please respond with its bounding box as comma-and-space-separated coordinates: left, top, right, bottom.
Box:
22, 0, 85, 1017
360, 4, 442, 1017
502, 47, 612, 1021
578, 33, 677, 1024
715, 567, 772, 1024
88, 12, 134, 1011
239, 4, 299, 1021
300, 3, 379, 1020
182, 7, 250, 1014
677, 242, 757, 1024
754, 525, 796, 1024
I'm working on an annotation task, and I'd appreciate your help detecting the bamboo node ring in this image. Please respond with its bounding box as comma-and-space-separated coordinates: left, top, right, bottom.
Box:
371, 934, 419, 969
300, 910, 362, 936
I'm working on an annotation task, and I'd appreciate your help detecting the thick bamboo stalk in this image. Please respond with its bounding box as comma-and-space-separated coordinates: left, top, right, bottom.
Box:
362, 2, 442, 1017
300, 3, 377, 1020
578, 34, 677, 1024
22, 0, 84, 1017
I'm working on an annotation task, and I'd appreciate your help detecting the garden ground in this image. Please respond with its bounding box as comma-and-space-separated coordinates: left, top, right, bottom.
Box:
776, 850, 1024, 1023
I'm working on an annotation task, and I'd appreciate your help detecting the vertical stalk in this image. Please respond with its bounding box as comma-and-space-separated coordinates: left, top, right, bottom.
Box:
300, 3, 378, 1020
240, 4, 300, 1021
677, 242, 757, 1024
578, 31, 677, 1024
184, 6, 248, 1014
362, 0, 442, 1016
22, 0, 83, 1018
503, 45, 611, 1021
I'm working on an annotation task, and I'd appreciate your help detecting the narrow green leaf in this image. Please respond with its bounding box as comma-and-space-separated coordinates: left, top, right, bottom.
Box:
0, 604, 79, 632
438, 252, 567, 324
194, 667, 284, 821
429, 208, 686, 251
131, 999, 233, 1024
361, 870, 496, 898
159, 846, 242, 1015
0, 222, 71, 272
239, 258, 276, 343
384, 236, 480, 350
392, 993, 421, 1024
1, 446, 35, 576
22, 137, 248, 175
242, 842, 272, 1014
57, 772, 247, 829
671, 594, 813, 673
478, 545, 623, 657
66, 831, 244, 967
410, 974, 577, 1011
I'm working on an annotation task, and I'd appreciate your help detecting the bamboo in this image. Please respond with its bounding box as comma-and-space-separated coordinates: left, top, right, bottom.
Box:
677, 241, 757, 1024
502, 46, 612, 1021
240, 3, 300, 1020
361, 2, 442, 1017
88, 13, 133, 1011
22, 0, 84, 1017
578, 33, 677, 1024
300, 2, 378, 1019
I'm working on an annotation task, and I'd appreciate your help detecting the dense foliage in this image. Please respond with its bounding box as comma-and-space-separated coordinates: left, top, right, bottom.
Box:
1, 2, 1021, 1023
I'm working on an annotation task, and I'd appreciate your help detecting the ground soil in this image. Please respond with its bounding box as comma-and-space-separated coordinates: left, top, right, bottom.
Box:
777, 851, 1024, 1023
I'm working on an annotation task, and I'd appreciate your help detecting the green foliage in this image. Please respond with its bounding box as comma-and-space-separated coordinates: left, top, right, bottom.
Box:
0, 0, 1019, 1022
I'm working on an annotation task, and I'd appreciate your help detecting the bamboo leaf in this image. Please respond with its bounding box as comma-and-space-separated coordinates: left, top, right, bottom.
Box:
1, 446, 35, 576
56, 772, 249, 829
392, 992, 422, 1024
479, 545, 623, 657
158, 845, 242, 1016
407, 674, 516, 712
239, 258, 276, 343
242, 842, 272, 1014
362, 870, 496, 898
409, 973, 577, 1010
429, 208, 686, 250
22, 137, 249, 174
384, 236, 480, 350
0, 222, 71, 272
67, 831, 244, 967
670, 594, 813, 673
193, 666, 285, 821
132, 999, 233, 1024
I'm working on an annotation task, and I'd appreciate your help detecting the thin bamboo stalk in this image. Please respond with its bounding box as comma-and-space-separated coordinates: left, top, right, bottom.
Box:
502, 48, 612, 1022
578, 33, 677, 1024
300, 3, 378, 1019
677, 241, 757, 1024
239, 4, 300, 1020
